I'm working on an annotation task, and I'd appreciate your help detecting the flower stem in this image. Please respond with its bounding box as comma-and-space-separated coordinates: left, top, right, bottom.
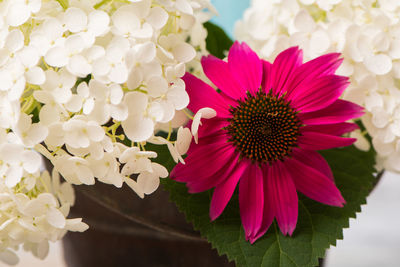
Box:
55, 0, 69, 10
166, 122, 172, 141
34, 144, 55, 163
94, 0, 112, 9
182, 109, 194, 120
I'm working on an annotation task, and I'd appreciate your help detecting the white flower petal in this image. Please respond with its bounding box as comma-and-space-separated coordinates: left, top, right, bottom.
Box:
67, 55, 92, 77
64, 7, 88, 33
0, 250, 19, 265
137, 173, 160, 195
87, 102, 109, 125
25, 66, 45, 85
65, 218, 89, 232
176, 0, 193, 14
45, 47, 68, 67
147, 76, 168, 97
110, 103, 128, 121
179, 14, 195, 30
167, 87, 189, 110
124, 91, 148, 114
5, 166, 23, 188
191, 108, 217, 143
8, 77, 26, 101
109, 84, 123, 105
77, 165, 95, 185
309, 30, 330, 54
372, 108, 390, 128
122, 115, 154, 142
0, 70, 13, 91
124, 177, 144, 198
88, 10, 110, 36
60, 182, 75, 205
92, 58, 110, 77
364, 54, 392, 75
6, 29, 24, 52
389, 40, 400, 59
39, 104, 61, 125
112, 7, 140, 36
159, 101, 175, 123
46, 207, 66, 228
22, 150, 42, 173
25, 123, 48, 146
148, 102, 164, 122
294, 9, 315, 32
172, 42, 196, 63
1, 143, 23, 164
135, 42, 156, 63
87, 122, 105, 142
6, 3, 30, 27
372, 137, 394, 156
127, 69, 143, 90
29, 0, 42, 13
147, 7, 169, 30
36, 241, 49, 260
176, 127, 192, 155
65, 95, 83, 113
16, 113, 31, 132
109, 64, 128, 83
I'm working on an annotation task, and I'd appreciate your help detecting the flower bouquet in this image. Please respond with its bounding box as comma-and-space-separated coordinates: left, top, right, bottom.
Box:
0, 0, 393, 266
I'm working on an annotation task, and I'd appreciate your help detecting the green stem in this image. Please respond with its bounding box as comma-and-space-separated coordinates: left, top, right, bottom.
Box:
166, 122, 172, 141
94, 0, 112, 9
55, 0, 69, 10
34, 144, 55, 163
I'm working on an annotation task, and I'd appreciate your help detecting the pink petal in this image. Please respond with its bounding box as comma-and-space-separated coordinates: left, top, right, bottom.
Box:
210, 160, 250, 220
267, 161, 298, 236
286, 53, 342, 99
289, 75, 349, 113
197, 118, 230, 142
249, 165, 275, 243
298, 99, 364, 125
291, 148, 333, 181
301, 123, 359, 136
228, 41, 263, 95
239, 164, 264, 241
298, 131, 356, 150
171, 135, 232, 184
261, 60, 273, 92
271, 46, 303, 96
201, 55, 244, 99
182, 73, 232, 117
187, 151, 240, 193
285, 159, 345, 207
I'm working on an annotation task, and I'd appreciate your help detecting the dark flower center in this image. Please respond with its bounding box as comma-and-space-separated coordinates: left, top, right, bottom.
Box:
226, 90, 301, 164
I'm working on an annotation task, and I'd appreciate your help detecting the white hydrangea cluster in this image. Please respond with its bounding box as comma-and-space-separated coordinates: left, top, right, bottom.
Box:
0, 130, 88, 265
235, 0, 400, 172
0, 0, 212, 263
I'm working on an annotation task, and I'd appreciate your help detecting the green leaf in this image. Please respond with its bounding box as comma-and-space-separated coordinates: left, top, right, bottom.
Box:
162, 146, 376, 267
204, 22, 234, 59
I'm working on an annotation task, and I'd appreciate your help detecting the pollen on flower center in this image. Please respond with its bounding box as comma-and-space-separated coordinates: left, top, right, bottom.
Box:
226, 90, 301, 163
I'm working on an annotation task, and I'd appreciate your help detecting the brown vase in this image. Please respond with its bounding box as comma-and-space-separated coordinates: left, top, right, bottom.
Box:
62, 182, 235, 267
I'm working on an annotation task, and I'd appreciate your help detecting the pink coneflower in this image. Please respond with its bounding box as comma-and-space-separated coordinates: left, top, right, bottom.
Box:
171, 42, 363, 243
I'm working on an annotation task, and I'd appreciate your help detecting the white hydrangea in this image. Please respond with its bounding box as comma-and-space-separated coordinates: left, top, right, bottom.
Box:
0, 0, 213, 263
0, 131, 88, 265
236, 0, 400, 172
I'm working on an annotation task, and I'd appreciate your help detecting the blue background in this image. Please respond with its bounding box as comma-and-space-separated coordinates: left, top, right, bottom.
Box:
210, 0, 250, 38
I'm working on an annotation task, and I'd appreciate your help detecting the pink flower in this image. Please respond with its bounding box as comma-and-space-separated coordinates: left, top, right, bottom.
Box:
171, 42, 364, 243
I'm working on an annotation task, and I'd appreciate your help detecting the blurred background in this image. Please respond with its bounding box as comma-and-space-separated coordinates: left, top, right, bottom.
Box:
2, 1, 400, 266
